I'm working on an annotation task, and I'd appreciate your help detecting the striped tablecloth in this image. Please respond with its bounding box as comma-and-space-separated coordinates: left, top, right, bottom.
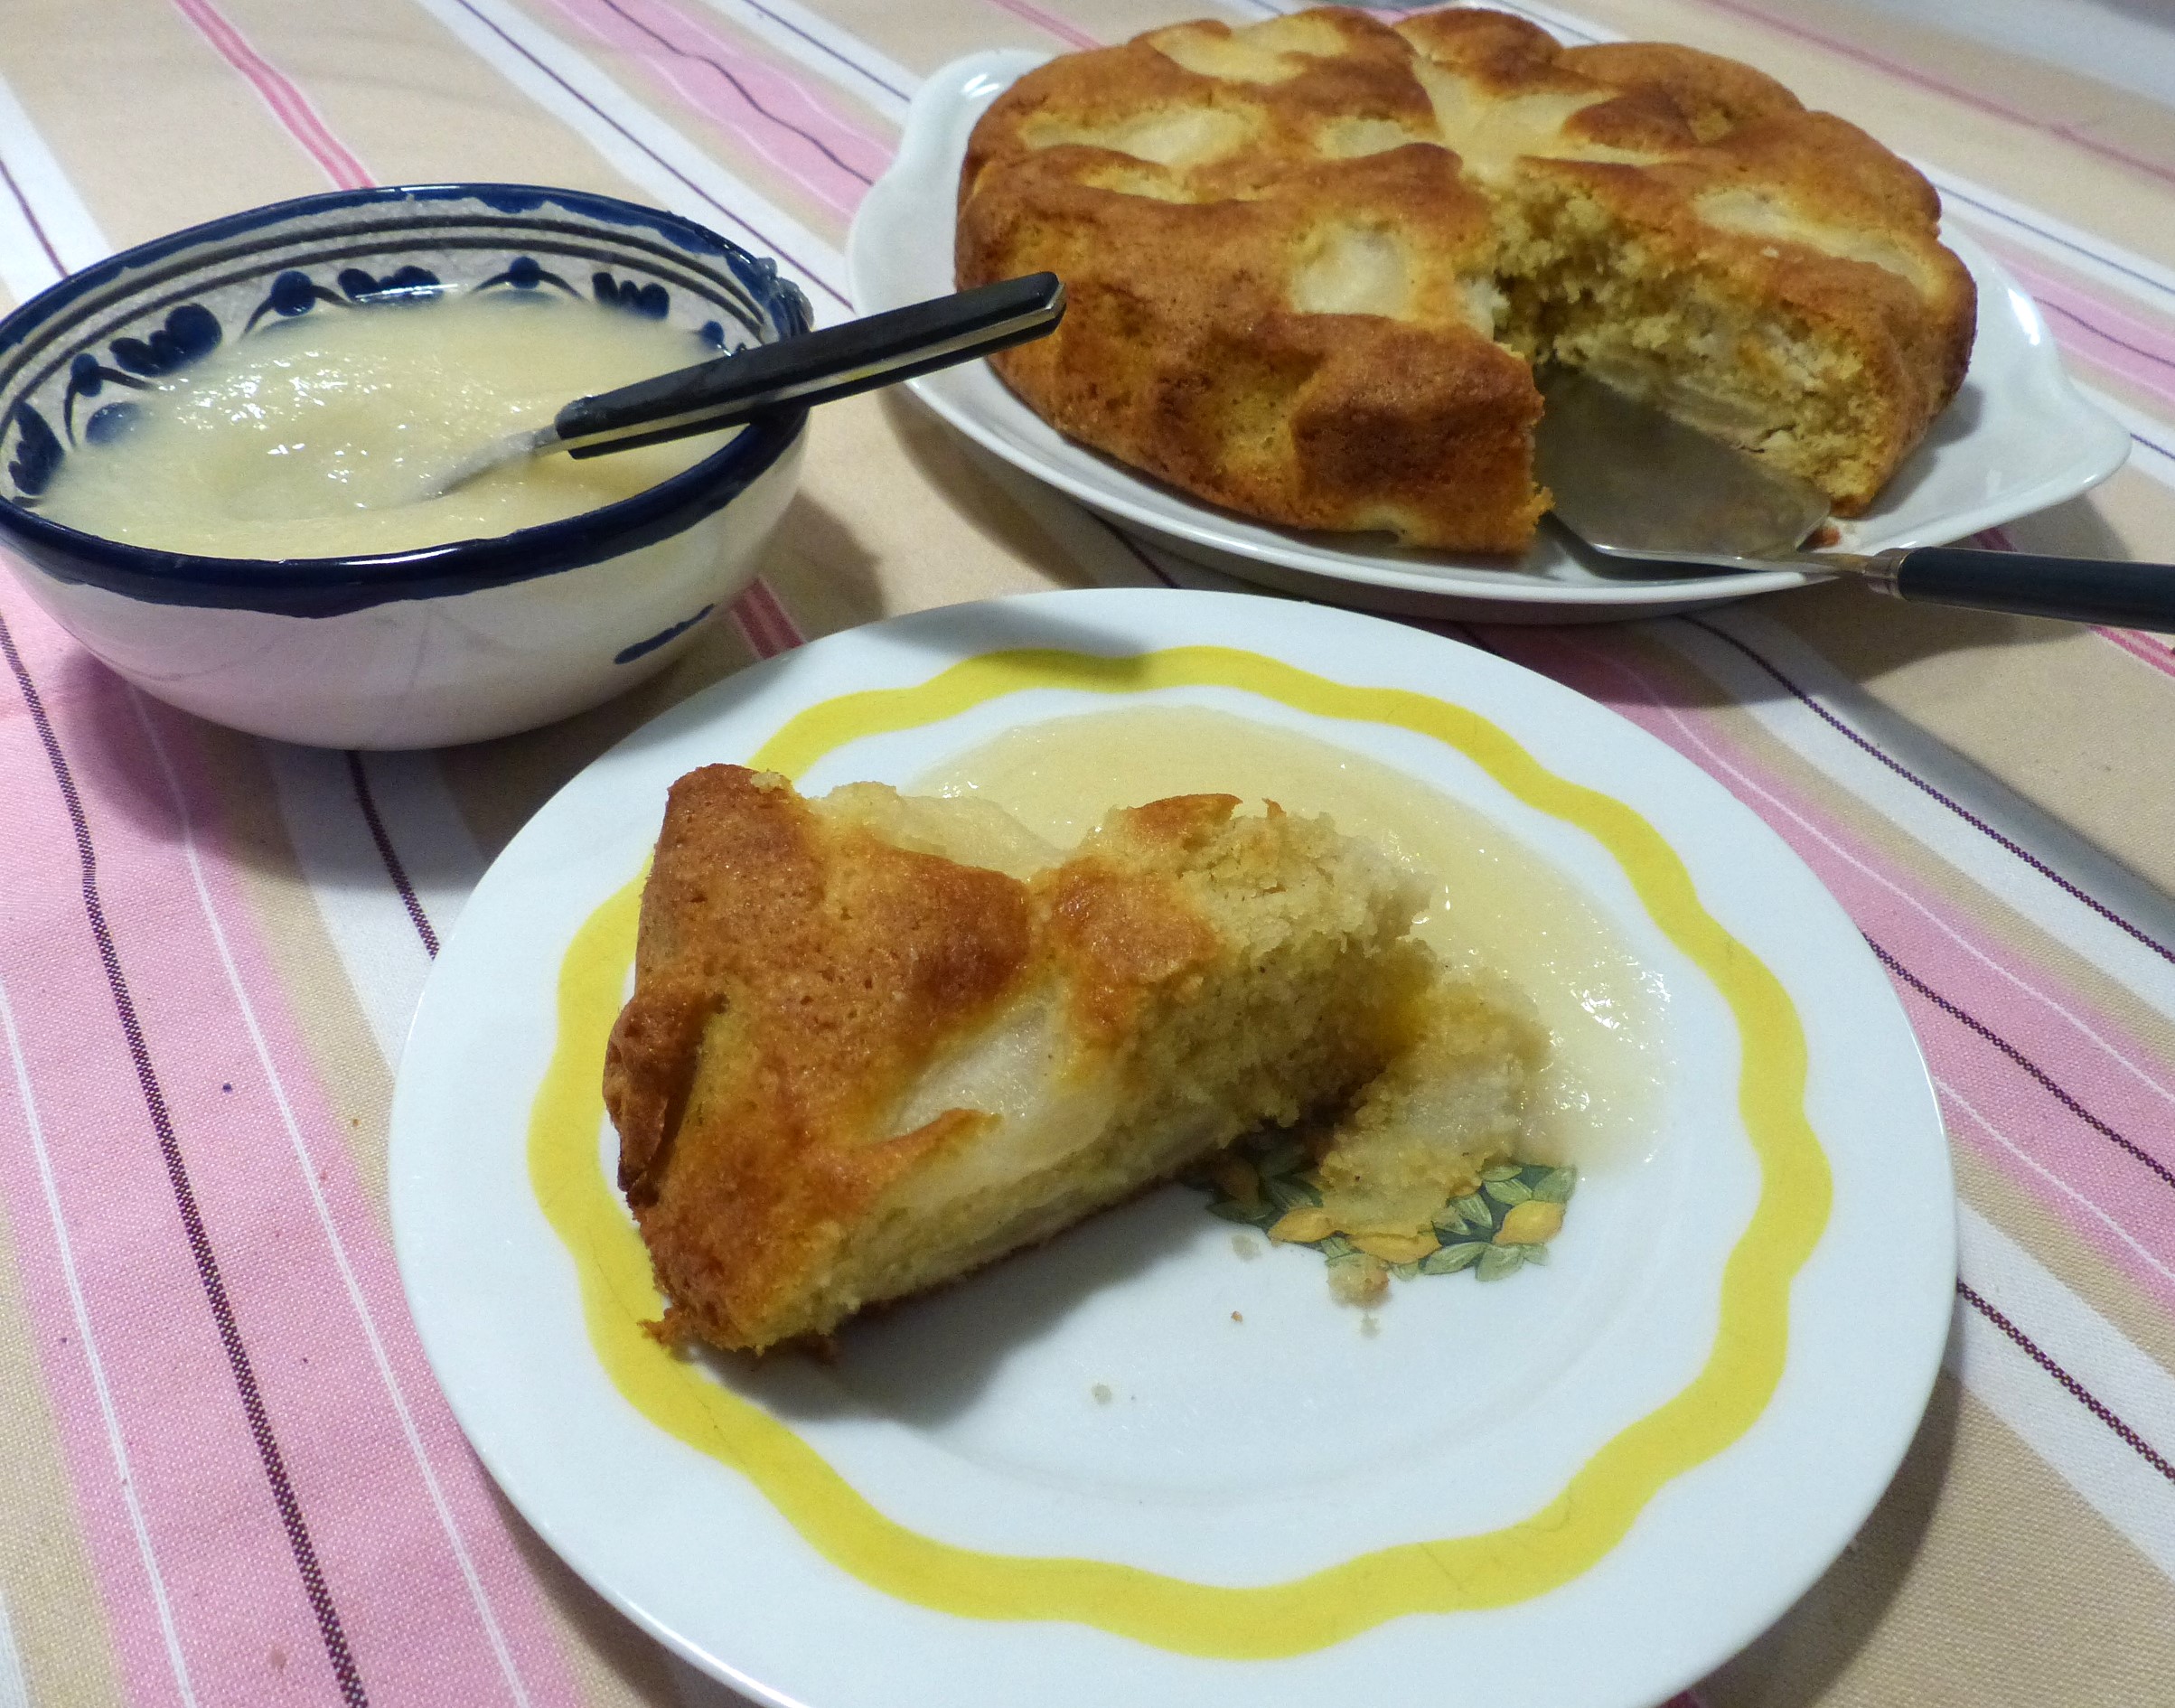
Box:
3, 1, 2172, 1703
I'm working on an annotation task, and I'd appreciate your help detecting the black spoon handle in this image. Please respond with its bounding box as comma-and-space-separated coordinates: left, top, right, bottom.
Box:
552, 272, 1065, 459
1878, 547, 2175, 630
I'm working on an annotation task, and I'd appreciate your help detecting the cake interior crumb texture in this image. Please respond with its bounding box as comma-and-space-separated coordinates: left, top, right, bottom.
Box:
955, 6, 1974, 552
602, 767, 1535, 1352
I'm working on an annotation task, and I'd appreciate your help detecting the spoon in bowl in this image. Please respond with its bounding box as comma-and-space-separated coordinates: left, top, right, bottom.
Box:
396, 272, 1064, 505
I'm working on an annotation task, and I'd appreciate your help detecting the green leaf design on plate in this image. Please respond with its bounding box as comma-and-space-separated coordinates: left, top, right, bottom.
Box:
1190, 1143, 1573, 1286
1531, 1167, 1578, 1205
1453, 1192, 1495, 1229
1477, 1245, 1524, 1282
1421, 1242, 1487, 1275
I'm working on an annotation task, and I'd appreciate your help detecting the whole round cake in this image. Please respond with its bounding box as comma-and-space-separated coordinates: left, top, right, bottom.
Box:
955, 6, 1976, 554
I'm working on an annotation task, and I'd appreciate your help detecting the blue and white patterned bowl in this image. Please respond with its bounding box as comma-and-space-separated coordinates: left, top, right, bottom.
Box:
0, 183, 812, 747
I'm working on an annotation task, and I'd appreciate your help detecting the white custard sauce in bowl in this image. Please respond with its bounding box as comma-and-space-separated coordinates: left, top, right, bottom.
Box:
38, 292, 729, 558
0, 183, 813, 747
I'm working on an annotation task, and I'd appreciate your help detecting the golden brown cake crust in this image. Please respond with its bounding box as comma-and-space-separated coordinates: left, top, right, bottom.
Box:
955, 6, 1974, 545
605, 765, 1044, 1348
605, 771, 1450, 1353
605, 771, 1338, 1351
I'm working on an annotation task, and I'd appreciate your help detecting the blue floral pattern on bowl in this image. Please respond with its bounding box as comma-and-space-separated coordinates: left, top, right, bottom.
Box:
0, 183, 811, 617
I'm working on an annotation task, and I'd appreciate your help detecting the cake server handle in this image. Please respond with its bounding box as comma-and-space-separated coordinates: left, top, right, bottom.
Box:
1828, 547, 2175, 629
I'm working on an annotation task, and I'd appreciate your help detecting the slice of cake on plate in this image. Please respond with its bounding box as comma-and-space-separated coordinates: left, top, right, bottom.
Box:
604, 765, 1442, 1352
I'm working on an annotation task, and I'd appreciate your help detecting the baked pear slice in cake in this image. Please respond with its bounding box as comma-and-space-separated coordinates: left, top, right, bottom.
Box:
602, 764, 1433, 1352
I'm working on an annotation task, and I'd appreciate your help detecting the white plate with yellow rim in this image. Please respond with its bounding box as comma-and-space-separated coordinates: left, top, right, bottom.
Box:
845, 50, 2130, 623
389, 587, 1954, 1707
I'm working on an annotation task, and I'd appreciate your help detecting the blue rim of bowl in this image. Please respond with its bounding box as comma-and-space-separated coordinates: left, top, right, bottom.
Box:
0, 183, 813, 619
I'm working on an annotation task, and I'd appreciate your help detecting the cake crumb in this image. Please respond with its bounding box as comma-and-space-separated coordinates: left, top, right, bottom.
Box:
1329, 1253, 1389, 1307
1230, 1310, 1243, 1323
1092, 1384, 1112, 1404
1230, 1233, 1261, 1261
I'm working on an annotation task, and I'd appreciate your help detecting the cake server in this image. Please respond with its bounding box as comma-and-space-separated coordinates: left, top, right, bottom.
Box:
404, 272, 1064, 502
1534, 368, 2175, 628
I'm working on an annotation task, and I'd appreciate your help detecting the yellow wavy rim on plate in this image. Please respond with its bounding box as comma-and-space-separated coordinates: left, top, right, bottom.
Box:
527, 643, 1831, 1658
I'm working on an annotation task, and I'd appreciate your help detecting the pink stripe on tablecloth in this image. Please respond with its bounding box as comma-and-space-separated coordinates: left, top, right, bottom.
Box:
731, 577, 804, 657
980, 0, 1100, 52
1983, 244, 2175, 412
534, 0, 887, 220
0, 592, 581, 1707
1672, 0, 2175, 194
0, 618, 354, 1704
166, 0, 372, 190
2095, 625, 2175, 679
1491, 626, 2175, 1319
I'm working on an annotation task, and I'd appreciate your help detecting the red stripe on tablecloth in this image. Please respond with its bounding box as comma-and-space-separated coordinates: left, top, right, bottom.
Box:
0, 590, 581, 1708
1494, 627, 2175, 1320
535, 0, 889, 220
165, 0, 372, 191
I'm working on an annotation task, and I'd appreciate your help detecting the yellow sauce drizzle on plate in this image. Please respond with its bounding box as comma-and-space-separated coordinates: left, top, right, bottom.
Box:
913, 701, 1665, 1171
527, 643, 1830, 1656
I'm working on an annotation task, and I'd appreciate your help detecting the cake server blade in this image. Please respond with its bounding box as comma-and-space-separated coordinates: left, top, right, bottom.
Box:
1533, 367, 2175, 629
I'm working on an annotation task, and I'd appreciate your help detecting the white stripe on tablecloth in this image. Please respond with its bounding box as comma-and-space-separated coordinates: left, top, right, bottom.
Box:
1951, 1195, 2175, 1581
683, 0, 915, 122
0, 975, 199, 1708
262, 744, 484, 1070
0, 1589, 31, 1708
0, 73, 108, 290
403, 0, 853, 314
1655, 610, 2175, 1028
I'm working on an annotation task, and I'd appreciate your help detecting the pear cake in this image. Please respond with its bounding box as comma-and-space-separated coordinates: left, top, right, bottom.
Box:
605, 765, 1530, 1353
955, 6, 1976, 553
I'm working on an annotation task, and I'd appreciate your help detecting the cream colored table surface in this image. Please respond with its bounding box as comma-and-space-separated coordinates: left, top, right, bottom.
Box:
2, 3, 2173, 1705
